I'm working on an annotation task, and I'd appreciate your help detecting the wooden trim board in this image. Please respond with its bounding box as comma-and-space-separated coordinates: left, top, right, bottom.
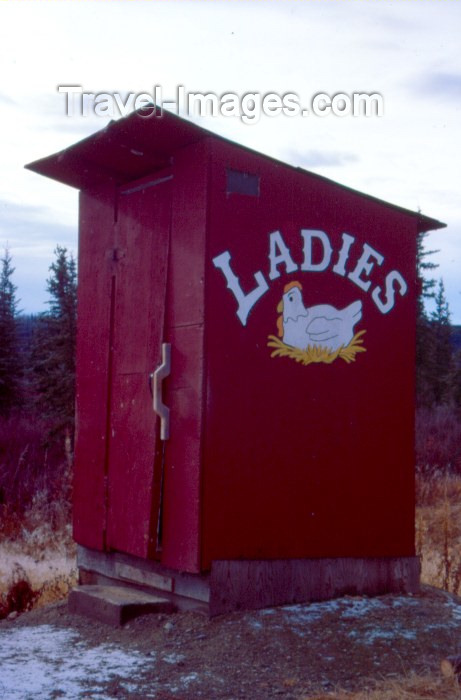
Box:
76, 547, 420, 617
209, 557, 420, 616
77, 546, 210, 607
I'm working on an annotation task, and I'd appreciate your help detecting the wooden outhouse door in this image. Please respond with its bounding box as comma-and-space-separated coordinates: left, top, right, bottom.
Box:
106, 174, 172, 558
74, 173, 172, 559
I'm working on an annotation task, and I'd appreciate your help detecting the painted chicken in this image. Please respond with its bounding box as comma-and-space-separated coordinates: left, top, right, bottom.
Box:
277, 281, 362, 352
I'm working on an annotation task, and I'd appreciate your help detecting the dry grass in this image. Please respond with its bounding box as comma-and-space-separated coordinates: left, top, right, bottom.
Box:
416, 406, 461, 476
303, 673, 461, 699
0, 562, 77, 619
267, 330, 367, 366
414, 406, 461, 595
416, 471, 461, 595
0, 413, 73, 545
0, 413, 76, 614
34, 572, 77, 608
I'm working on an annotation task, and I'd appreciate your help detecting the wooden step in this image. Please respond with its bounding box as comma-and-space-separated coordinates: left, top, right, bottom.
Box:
68, 585, 176, 626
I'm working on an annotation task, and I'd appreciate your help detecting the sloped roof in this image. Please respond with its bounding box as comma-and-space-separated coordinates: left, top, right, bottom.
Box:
26, 106, 445, 233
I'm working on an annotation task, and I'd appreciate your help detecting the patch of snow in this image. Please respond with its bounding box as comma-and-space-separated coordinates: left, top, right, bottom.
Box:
351, 627, 417, 644
339, 597, 387, 618
446, 599, 461, 621
163, 652, 186, 664
248, 619, 264, 629
281, 598, 343, 624
275, 597, 391, 631
259, 596, 435, 642
0, 624, 152, 700
276, 596, 428, 628
180, 672, 200, 687
120, 682, 142, 692
389, 597, 420, 609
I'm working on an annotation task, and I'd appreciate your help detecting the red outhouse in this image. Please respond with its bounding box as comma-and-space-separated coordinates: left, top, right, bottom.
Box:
27, 108, 444, 615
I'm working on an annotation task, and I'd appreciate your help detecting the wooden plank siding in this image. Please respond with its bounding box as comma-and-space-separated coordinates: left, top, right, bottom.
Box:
73, 183, 116, 550
209, 557, 420, 616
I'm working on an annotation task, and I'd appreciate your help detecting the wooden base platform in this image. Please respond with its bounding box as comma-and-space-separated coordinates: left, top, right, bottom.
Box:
76, 546, 420, 617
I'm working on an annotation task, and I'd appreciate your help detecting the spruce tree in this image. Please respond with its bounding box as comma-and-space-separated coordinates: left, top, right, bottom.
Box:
31, 246, 77, 436
431, 279, 453, 404
0, 248, 22, 416
415, 231, 439, 406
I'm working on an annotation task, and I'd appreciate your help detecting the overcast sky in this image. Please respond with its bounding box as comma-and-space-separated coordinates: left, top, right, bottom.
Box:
0, 0, 460, 320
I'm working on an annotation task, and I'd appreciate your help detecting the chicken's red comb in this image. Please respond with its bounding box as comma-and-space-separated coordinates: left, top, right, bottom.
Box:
283, 280, 303, 294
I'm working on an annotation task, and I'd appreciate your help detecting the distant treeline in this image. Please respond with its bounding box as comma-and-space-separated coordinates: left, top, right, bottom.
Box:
0, 246, 77, 435
0, 246, 76, 519
451, 326, 461, 352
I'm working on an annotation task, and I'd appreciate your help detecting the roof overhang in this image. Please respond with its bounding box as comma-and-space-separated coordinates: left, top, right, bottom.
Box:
26, 106, 446, 234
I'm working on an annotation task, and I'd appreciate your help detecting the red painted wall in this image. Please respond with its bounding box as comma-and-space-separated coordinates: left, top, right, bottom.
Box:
202, 141, 416, 569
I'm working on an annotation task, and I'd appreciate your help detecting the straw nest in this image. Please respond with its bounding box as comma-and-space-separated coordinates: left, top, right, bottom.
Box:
267, 330, 366, 366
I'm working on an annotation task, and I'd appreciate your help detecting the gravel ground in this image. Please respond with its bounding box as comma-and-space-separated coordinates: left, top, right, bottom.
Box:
1, 585, 461, 699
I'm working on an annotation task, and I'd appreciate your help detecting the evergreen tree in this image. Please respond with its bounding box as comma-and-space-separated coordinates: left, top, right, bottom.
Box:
31, 246, 77, 436
430, 279, 454, 404
416, 230, 439, 315
452, 351, 461, 409
415, 231, 439, 406
0, 248, 22, 416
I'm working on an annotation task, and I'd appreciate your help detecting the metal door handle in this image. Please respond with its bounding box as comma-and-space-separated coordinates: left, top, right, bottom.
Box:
150, 343, 171, 440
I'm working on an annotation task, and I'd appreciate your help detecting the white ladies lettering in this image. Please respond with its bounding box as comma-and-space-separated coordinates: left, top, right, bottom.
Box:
268, 230, 298, 280
348, 243, 384, 292
332, 233, 355, 277
301, 229, 333, 272
372, 270, 408, 314
212, 250, 269, 326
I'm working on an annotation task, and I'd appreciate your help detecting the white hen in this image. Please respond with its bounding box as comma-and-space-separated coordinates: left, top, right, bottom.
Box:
277, 281, 362, 352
